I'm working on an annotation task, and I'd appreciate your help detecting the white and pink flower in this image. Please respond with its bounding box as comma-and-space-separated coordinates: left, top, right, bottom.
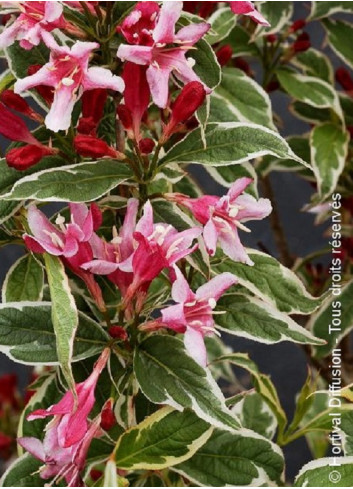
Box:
117, 1, 211, 108
14, 32, 124, 132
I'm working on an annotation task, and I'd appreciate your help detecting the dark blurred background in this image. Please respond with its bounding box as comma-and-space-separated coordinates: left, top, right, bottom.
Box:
0, 1, 347, 481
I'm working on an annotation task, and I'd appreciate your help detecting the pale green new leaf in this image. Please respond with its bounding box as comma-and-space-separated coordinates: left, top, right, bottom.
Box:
277, 69, 344, 122
161, 122, 310, 168
323, 19, 353, 70
3, 160, 133, 202
294, 457, 353, 486
310, 123, 349, 200
217, 249, 323, 314
210, 67, 275, 129
216, 293, 325, 345
0, 302, 108, 364
134, 336, 241, 433
310, 280, 353, 358
44, 254, 78, 389
175, 428, 284, 486
2, 254, 44, 302
114, 407, 212, 470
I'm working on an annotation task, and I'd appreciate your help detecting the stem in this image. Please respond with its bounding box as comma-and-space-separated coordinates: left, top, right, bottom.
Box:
261, 175, 294, 268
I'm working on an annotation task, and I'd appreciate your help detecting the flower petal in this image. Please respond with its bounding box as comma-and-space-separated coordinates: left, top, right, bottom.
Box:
227, 177, 253, 202
83, 67, 125, 93
45, 86, 76, 132
135, 200, 154, 236
117, 44, 153, 65
161, 302, 185, 332
235, 195, 272, 221
153, 0, 182, 44
184, 327, 207, 367
171, 266, 195, 303
203, 218, 218, 256
175, 22, 210, 44
196, 272, 237, 302
218, 225, 254, 265
18, 437, 46, 462
146, 64, 172, 108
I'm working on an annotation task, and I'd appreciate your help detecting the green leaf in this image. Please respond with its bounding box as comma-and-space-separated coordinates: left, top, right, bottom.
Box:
253, 2, 293, 38
341, 411, 353, 455
205, 7, 237, 45
204, 163, 258, 196
310, 2, 353, 20
161, 122, 310, 168
310, 123, 349, 200
213, 353, 287, 435
232, 392, 278, 439
44, 254, 78, 390
175, 428, 284, 486
323, 19, 353, 70
311, 280, 353, 358
210, 67, 275, 129
294, 457, 353, 486
277, 69, 344, 121
216, 292, 325, 345
0, 453, 46, 487
102, 460, 118, 487
217, 249, 323, 314
225, 25, 259, 57
114, 407, 212, 470
3, 160, 133, 202
291, 101, 331, 125
189, 38, 221, 90
152, 199, 191, 231
0, 200, 22, 225
2, 254, 44, 302
0, 302, 108, 364
5, 41, 49, 79
293, 48, 333, 82
134, 336, 241, 432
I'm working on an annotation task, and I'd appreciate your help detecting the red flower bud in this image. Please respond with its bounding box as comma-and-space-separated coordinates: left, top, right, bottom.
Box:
0, 102, 38, 145
266, 34, 277, 44
27, 65, 54, 105
289, 19, 306, 33
139, 138, 155, 154
116, 104, 133, 130
233, 57, 251, 76
78, 88, 108, 135
77, 116, 97, 135
335, 67, 353, 92
0, 433, 13, 459
266, 80, 280, 93
100, 399, 116, 431
6, 145, 55, 171
0, 90, 42, 122
216, 44, 233, 66
90, 470, 103, 482
0, 374, 18, 407
162, 82, 206, 141
108, 325, 128, 341
74, 135, 119, 159
293, 37, 311, 53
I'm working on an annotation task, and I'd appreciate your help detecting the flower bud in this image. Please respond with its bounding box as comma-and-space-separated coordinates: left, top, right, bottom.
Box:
74, 135, 119, 159
108, 325, 128, 341
216, 44, 233, 66
139, 138, 155, 154
100, 399, 116, 431
289, 19, 306, 33
116, 104, 133, 137
6, 144, 54, 171
335, 67, 353, 92
162, 82, 206, 142
234, 57, 251, 76
266, 34, 277, 44
293, 39, 311, 53
0, 102, 38, 145
0, 90, 42, 122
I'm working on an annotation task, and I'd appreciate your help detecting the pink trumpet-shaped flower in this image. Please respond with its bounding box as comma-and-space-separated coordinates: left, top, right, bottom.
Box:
159, 268, 237, 366
18, 350, 110, 486
229, 2, 270, 26
117, 1, 211, 108
169, 177, 272, 266
0, 1, 66, 50
24, 203, 105, 310
14, 32, 124, 132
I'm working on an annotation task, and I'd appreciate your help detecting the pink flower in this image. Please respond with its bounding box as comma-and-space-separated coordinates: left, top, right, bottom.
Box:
14, 32, 124, 132
159, 268, 237, 366
229, 2, 270, 26
117, 1, 160, 46
117, 1, 211, 108
0, 1, 66, 50
24, 203, 105, 311
169, 177, 272, 265
82, 200, 201, 307
18, 349, 110, 486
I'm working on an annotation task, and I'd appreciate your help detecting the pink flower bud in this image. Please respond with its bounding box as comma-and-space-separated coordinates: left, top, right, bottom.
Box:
74, 135, 119, 159
139, 138, 155, 154
6, 145, 55, 171
162, 82, 206, 141
216, 44, 233, 66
